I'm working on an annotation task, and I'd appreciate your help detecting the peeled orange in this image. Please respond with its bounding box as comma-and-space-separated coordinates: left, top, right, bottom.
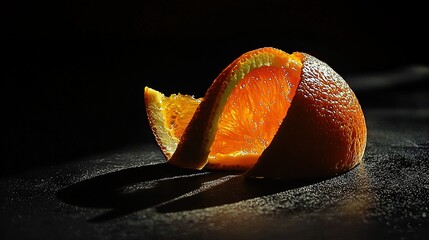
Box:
144, 47, 367, 179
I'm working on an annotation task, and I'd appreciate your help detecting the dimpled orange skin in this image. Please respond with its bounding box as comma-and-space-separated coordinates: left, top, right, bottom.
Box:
245, 53, 367, 179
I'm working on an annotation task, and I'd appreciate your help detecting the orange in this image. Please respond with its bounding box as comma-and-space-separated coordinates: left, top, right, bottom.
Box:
144, 47, 367, 179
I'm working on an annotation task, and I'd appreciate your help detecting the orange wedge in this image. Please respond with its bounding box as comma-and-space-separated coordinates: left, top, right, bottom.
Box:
144, 87, 201, 160
144, 47, 367, 179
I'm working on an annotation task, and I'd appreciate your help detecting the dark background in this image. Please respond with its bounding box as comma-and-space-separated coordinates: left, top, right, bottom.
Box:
3, 0, 428, 176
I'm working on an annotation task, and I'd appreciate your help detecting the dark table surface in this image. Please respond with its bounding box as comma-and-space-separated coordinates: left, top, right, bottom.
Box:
2, 111, 429, 240
2, 68, 429, 240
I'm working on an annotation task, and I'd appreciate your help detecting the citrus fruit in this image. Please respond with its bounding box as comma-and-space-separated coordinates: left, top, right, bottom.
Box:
144, 47, 367, 179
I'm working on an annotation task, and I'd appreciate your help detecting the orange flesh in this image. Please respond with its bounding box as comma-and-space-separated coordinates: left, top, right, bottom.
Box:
164, 94, 201, 140
208, 66, 298, 168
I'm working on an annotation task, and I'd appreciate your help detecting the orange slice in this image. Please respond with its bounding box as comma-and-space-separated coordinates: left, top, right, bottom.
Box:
144, 47, 367, 179
144, 87, 201, 160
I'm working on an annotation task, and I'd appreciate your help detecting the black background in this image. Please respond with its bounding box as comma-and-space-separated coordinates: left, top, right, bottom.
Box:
3, 0, 428, 176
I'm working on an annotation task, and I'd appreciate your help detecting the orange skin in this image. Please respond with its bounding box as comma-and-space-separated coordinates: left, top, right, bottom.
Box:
245, 53, 367, 179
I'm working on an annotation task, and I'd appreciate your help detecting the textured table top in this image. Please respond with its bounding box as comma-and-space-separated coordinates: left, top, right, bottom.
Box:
1, 108, 428, 240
